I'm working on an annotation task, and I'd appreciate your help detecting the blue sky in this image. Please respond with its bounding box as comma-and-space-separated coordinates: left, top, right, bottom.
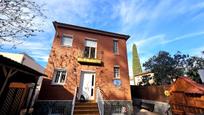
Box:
1, 0, 204, 77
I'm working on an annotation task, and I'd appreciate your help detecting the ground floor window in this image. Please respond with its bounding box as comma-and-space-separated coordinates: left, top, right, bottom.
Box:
52, 68, 67, 85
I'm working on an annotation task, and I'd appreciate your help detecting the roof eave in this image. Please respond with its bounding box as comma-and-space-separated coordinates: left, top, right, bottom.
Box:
53, 21, 130, 40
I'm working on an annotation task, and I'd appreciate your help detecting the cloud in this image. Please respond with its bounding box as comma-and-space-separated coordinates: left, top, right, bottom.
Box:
114, 0, 204, 34
2, 0, 204, 76
127, 34, 166, 55
135, 34, 166, 47
185, 46, 204, 57
1, 35, 51, 65
161, 31, 204, 44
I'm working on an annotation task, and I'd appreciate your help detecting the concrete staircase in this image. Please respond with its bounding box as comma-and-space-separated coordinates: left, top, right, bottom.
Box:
73, 101, 99, 115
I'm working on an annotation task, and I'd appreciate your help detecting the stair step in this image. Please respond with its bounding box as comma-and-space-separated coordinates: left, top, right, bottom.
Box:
74, 109, 98, 111
74, 111, 99, 114
74, 113, 99, 115
74, 102, 99, 114
75, 106, 98, 110
76, 102, 97, 104
75, 104, 98, 107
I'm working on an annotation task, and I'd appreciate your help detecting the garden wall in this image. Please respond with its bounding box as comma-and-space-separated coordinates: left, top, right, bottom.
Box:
131, 85, 171, 102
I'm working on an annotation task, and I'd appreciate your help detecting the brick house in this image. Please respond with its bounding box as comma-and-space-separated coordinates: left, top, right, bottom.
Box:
35, 22, 132, 115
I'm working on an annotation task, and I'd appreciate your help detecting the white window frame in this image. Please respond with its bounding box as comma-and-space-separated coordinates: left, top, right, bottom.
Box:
114, 65, 120, 79
113, 39, 119, 54
61, 34, 73, 47
52, 68, 67, 85
84, 39, 97, 58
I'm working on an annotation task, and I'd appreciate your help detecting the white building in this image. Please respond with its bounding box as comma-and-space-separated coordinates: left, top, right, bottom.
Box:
198, 69, 204, 83
134, 72, 155, 86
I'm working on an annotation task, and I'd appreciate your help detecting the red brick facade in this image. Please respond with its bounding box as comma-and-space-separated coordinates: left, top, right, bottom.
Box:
38, 22, 131, 101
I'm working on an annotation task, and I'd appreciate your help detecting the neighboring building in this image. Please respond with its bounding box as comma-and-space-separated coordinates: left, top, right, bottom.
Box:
0, 52, 44, 106
198, 69, 204, 83
0, 52, 44, 73
36, 22, 132, 115
130, 77, 135, 85
0, 54, 45, 115
169, 77, 204, 114
134, 72, 154, 86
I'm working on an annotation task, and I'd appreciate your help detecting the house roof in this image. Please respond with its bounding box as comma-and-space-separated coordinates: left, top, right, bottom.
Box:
181, 77, 204, 94
0, 55, 46, 77
0, 52, 44, 73
53, 21, 130, 40
170, 76, 204, 94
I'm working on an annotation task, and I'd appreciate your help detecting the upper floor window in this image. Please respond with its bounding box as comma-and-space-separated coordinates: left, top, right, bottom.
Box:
113, 40, 119, 54
52, 68, 67, 85
84, 39, 97, 58
114, 65, 120, 79
62, 35, 73, 47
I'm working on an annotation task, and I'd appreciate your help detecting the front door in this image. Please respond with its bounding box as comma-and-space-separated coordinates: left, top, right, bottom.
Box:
80, 71, 95, 100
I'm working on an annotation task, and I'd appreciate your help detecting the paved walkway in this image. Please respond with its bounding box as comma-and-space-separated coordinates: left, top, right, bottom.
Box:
135, 109, 159, 115
136, 112, 159, 115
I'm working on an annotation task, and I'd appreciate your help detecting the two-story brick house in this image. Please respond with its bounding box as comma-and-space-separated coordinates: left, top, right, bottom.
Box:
35, 21, 132, 115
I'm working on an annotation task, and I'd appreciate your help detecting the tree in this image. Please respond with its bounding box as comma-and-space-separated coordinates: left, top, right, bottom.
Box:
202, 51, 204, 55
143, 51, 184, 85
143, 51, 204, 85
132, 44, 142, 76
186, 56, 204, 83
0, 0, 46, 49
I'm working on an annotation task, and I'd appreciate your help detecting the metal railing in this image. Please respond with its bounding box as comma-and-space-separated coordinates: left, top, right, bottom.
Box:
96, 87, 104, 115
78, 50, 104, 60
71, 87, 78, 115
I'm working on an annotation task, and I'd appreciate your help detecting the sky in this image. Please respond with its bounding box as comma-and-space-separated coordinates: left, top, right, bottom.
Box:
1, 0, 204, 77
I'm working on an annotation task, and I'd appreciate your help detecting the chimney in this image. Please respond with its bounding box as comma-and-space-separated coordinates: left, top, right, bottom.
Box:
198, 69, 204, 83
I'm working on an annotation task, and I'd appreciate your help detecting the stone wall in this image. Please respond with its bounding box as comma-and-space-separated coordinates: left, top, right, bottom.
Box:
133, 99, 171, 115
104, 100, 133, 115
33, 100, 72, 115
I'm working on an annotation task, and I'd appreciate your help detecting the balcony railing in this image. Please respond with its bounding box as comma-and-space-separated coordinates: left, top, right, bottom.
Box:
77, 50, 103, 65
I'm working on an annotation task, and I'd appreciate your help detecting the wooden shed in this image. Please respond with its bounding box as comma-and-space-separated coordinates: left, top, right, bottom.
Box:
169, 76, 204, 115
0, 55, 45, 115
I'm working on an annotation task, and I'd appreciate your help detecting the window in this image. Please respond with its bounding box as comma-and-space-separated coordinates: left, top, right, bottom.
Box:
114, 66, 120, 79
52, 69, 67, 85
84, 40, 97, 58
113, 40, 119, 54
62, 35, 73, 47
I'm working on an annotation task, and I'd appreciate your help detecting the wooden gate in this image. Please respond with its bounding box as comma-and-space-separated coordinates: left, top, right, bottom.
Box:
0, 82, 28, 115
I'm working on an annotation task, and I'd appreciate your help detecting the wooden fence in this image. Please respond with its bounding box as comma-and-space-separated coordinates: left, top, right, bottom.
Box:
131, 85, 171, 102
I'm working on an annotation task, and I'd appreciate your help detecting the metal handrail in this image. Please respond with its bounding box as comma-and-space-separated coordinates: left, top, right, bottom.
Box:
71, 87, 78, 115
78, 50, 104, 60
96, 87, 104, 115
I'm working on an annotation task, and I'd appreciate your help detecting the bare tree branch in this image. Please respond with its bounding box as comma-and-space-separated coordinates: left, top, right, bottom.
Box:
0, 0, 46, 49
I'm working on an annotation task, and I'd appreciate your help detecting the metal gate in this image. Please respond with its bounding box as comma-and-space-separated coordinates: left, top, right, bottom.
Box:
0, 82, 28, 115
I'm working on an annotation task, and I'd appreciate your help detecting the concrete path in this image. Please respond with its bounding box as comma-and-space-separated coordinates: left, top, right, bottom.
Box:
136, 112, 159, 115
135, 109, 159, 115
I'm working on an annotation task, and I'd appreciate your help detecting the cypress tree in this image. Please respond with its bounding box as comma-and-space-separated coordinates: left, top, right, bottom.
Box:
132, 44, 142, 76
